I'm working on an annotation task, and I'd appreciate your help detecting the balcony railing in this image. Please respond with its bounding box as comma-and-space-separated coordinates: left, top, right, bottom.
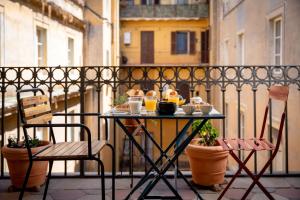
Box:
0, 65, 299, 178
120, 4, 208, 19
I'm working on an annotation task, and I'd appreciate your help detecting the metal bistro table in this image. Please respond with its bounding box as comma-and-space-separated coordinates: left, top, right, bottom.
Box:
99, 109, 224, 200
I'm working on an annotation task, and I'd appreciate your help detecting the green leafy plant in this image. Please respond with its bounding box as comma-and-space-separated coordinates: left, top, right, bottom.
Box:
192, 120, 219, 146
113, 95, 128, 106
7, 135, 41, 148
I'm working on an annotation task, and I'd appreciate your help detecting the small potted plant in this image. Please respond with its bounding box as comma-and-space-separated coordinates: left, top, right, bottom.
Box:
185, 120, 229, 187
1, 136, 51, 191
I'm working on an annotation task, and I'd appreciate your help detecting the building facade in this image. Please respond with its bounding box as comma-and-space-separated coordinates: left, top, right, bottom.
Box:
119, 0, 210, 170
0, 0, 84, 173
120, 0, 209, 65
210, 0, 300, 172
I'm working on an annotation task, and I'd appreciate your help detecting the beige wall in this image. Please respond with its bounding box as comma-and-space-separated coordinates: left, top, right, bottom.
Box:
0, 0, 83, 67
210, 0, 300, 172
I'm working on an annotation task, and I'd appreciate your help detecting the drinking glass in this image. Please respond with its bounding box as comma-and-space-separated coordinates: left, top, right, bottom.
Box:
128, 96, 143, 114
144, 96, 157, 112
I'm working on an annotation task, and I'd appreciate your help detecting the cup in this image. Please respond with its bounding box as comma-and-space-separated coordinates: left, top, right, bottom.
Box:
128, 96, 143, 114
182, 104, 195, 115
200, 104, 213, 114
144, 96, 157, 112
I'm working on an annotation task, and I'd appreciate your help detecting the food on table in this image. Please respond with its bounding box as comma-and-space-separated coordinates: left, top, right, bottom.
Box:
190, 96, 202, 105
146, 90, 157, 97
162, 89, 178, 100
127, 89, 144, 97
114, 103, 129, 112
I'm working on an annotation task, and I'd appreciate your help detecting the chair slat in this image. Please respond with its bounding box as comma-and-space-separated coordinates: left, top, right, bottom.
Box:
69, 141, 101, 156
80, 141, 106, 156
24, 104, 51, 118
59, 141, 87, 156
237, 139, 252, 151
260, 138, 276, 150
35, 141, 106, 160
245, 139, 263, 151
225, 139, 239, 150
217, 139, 231, 150
21, 95, 49, 107
26, 113, 53, 124
37, 142, 71, 157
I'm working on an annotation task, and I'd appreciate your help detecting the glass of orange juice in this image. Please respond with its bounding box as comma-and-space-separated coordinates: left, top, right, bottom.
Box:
144, 96, 157, 112
168, 95, 179, 106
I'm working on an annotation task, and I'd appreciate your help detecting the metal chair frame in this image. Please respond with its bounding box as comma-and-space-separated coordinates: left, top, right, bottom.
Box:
16, 88, 115, 200
218, 86, 289, 200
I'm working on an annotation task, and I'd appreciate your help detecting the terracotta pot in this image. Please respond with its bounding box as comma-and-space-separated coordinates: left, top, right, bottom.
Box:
1, 141, 51, 189
185, 138, 229, 186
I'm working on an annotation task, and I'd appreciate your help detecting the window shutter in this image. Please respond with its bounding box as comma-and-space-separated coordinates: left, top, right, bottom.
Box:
171, 32, 176, 54
201, 30, 209, 63
189, 31, 196, 54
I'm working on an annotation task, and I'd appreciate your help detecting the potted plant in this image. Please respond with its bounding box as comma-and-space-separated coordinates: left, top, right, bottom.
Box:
185, 120, 229, 187
1, 136, 51, 191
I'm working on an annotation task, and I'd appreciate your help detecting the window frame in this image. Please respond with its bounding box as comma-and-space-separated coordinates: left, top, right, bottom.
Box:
171, 31, 196, 55
36, 26, 47, 66
237, 31, 245, 65
273, 17, 282, 65
67, 37, 74, 66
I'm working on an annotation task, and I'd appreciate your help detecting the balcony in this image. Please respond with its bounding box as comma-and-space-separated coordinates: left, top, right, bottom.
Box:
120, 4, 209, 20
0, 65, 299, 199
1, 177, 300, 199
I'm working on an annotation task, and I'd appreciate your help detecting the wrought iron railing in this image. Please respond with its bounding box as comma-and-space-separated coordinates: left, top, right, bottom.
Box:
0, 65, 299, 178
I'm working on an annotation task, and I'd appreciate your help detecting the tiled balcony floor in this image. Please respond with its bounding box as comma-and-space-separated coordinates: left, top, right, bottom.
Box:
0, 177, 300, 200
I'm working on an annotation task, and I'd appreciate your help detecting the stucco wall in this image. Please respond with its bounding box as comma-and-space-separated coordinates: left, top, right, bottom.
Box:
211, 0, 300, 172
121, 19, 208, 64
0, 0, 83, 66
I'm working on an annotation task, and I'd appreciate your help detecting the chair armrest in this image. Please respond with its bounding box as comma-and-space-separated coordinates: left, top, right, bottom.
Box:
23, 123, 93, 157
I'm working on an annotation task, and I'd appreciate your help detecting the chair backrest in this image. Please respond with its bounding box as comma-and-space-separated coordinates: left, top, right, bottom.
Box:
259, 86, 289, 152
269, 85, 289, 101
17, 89, 53, 125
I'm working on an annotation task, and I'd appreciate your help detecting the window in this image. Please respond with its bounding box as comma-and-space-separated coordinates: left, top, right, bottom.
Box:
273, 18, 282, 65
237, 32, 245, 65
141, 0, 159, 5
36, 27, 47, 66
171, 31, 196, 55
68, 37, 74, 66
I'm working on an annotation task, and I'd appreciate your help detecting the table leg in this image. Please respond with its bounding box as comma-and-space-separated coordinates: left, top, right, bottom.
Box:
116, 119, 182, 199
138, 119, 208, 199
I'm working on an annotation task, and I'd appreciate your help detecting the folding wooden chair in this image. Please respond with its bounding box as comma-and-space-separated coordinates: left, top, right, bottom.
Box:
217, 85, 289, 200
16, 88, 114, 200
